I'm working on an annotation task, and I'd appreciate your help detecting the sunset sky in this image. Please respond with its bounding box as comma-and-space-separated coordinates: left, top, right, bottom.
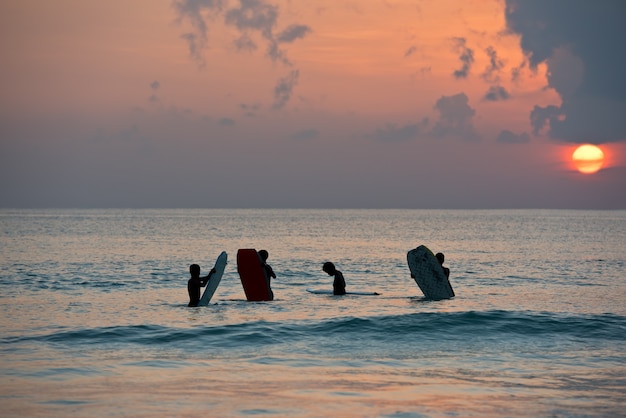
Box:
1, 0, 625, 209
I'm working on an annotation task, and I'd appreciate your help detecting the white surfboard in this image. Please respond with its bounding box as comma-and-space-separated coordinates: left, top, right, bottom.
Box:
407, 245, 454, 300
198, 251, 228, 306
306, 288, 380, 296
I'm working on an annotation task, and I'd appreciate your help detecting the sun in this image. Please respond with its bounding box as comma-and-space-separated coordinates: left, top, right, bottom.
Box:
572, 144, 605, 174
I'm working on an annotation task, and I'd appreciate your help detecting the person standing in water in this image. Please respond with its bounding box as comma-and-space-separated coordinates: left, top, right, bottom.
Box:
435, 252, 450, 279
322, 261, 346, 295
258, 249, 276, 300
187, 264, 216, 307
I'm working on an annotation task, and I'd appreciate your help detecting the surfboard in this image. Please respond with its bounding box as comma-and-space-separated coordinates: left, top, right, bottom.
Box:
197, 251, 228, 306
307, 289, 380, 296
237, 249, 273, 301
407, 245, 455, 300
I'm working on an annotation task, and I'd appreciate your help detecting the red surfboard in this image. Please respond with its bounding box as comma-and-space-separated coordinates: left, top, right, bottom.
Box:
237, 249, 273, 301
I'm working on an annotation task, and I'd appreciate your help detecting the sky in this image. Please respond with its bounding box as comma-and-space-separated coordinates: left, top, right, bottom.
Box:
1, 0, 625, 209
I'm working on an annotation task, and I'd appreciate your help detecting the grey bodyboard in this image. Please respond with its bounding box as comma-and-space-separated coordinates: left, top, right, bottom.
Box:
198, 251, 228, 306
407, 245, 454, 300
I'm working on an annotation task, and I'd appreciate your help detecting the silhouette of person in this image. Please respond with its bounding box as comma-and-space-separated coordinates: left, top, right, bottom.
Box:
322, 261, 346, 295
435, 252, 450, 279
258, 249, 275, 300
187, 264, 216, 307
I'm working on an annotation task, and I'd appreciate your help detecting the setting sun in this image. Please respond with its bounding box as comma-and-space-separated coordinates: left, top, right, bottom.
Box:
572, 144, 605, 174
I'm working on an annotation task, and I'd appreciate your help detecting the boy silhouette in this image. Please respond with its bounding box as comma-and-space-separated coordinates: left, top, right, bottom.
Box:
258, 249, 276, 300
187, 264, 216, 307
322, 261, 346, 295
435, 252, 450, 279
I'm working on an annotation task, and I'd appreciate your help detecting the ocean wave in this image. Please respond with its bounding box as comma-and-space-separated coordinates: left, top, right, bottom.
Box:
4, 311, 625, 350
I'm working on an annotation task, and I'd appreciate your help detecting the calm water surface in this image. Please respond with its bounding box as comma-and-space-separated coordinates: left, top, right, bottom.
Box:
1, 209, 625, 417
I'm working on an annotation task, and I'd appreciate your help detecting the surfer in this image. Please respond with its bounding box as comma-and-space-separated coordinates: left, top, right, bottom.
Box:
187, 264, 216, 307
435, 252, 450, 279
258, 250, 276, 300
322, 261, 346, 295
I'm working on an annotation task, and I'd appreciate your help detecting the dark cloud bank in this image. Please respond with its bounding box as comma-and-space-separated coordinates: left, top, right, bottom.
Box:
506, 0, 626, 144
380, 1, 626, 146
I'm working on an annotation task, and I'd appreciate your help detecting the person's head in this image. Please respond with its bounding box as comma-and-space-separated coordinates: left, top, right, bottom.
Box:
258, 250, 269, 262
435, 252, 445, 265
322, 261, 336, 275
189, 263, 200, 277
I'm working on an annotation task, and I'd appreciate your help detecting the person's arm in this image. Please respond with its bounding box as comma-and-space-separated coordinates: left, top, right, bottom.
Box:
200, 268, 217, 286
266, 265, 276, 279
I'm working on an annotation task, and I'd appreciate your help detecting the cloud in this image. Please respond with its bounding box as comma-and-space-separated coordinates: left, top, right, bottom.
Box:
530, 105, 561, 136
431, 93, 480, 140
505, 0, 626, 143
410, 66, 432, 80
272, 70, 299, 109
174, 0, 312, 66
483, 85, 510, 102
371, 119, 428, 142
510, 60, 526, 83
496, 130, 530, 144
149, 80, 161, 103
173, 0, 312, 108
181, 33, 205, 67
224, 0, 283, 62
233, 34, 257, 52
452, 37, 474, 79
239, 103, 261, 117
481, 46, 505, 83
545, 47, 584, 100
224, 0, 276, 33
277, 24, 312, 43
404, 45, 417, 58
172, 0, 224, 67
218, 117, 236, 126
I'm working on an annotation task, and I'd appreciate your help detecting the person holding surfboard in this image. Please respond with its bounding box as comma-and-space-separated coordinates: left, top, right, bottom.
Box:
409, 250, 450, 279
435, 252, 450, 279
187, 264, 216, 307
322, 262, 346, 295
258, 249, 276, 300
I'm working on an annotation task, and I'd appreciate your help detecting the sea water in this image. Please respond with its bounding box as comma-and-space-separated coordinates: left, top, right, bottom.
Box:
0, 209, 624, 417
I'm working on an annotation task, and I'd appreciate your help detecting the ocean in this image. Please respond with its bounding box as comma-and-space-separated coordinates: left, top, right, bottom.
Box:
1, 209, 625, 417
